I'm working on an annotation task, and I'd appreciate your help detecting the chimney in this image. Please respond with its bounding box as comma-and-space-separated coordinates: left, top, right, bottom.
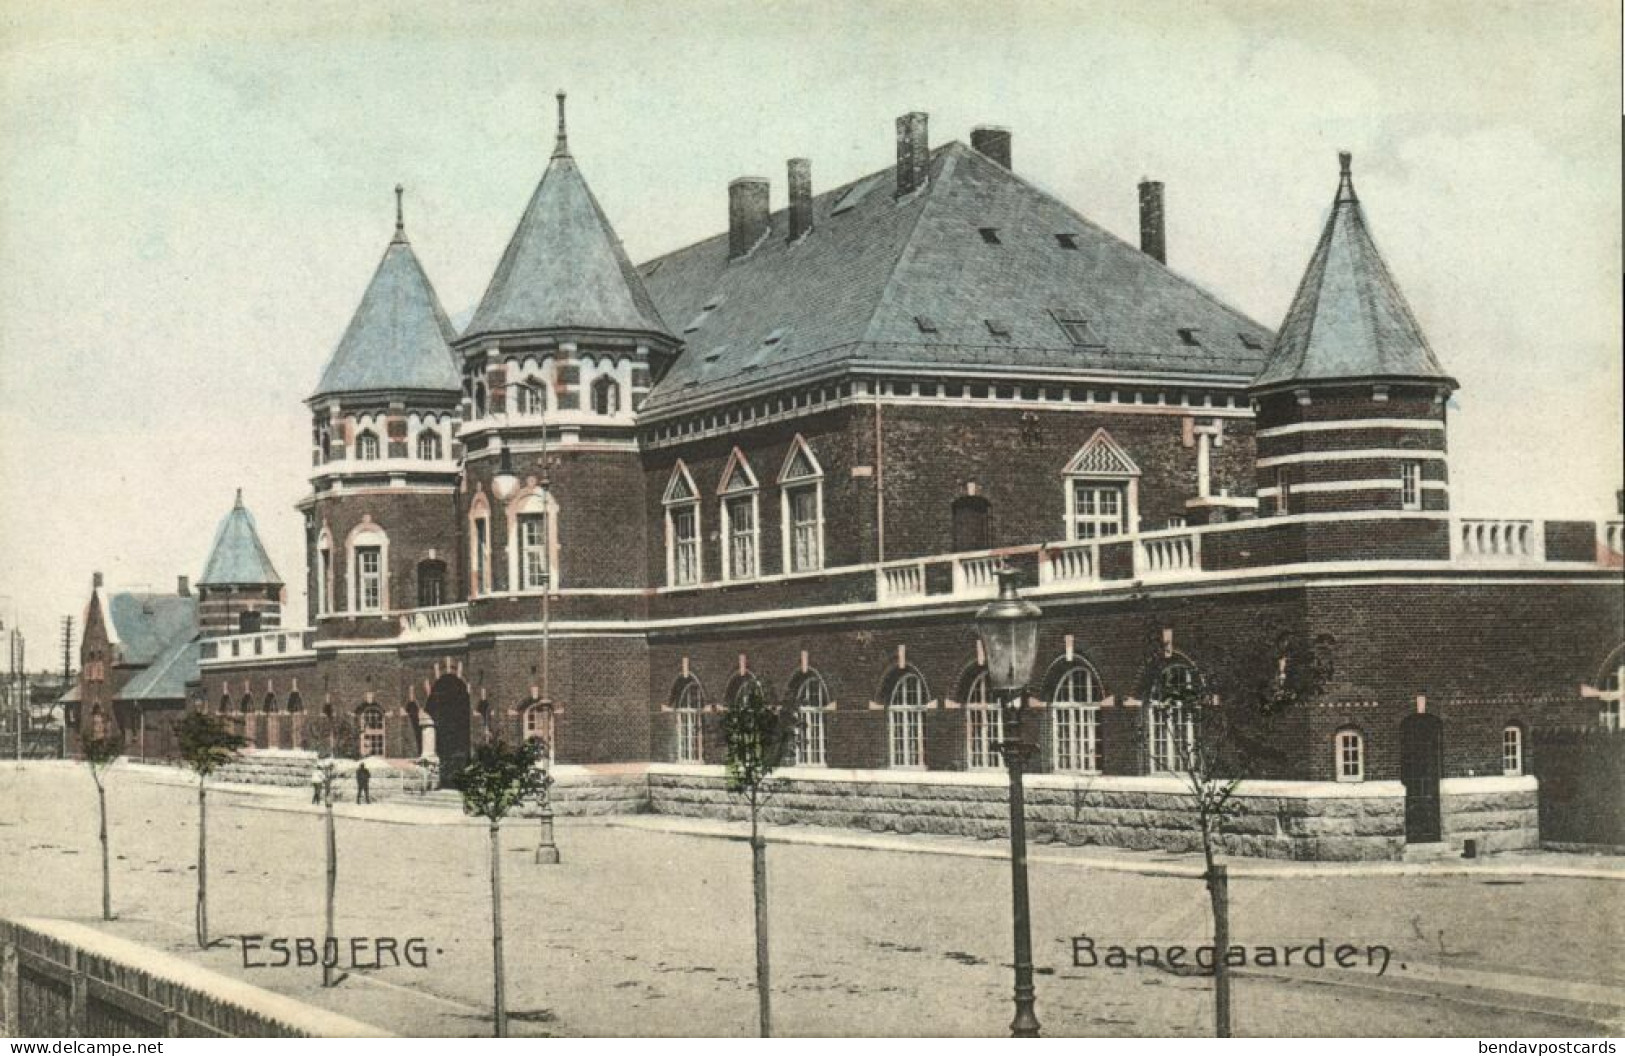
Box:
1138, 179, 1166, 264
787, 158, 813, 243
728, 177, 770, 260
178, 575, 190, 597
93, 572, 103, 590
895, 112, 929, 196
970, 126, 1012, 169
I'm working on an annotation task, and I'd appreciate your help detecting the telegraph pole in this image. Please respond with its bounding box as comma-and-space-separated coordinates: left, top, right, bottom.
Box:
61, 616, 74, 687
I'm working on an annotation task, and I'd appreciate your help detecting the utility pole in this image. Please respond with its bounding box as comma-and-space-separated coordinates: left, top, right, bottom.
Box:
61, 616, 74, 688
10, 628, 24, 764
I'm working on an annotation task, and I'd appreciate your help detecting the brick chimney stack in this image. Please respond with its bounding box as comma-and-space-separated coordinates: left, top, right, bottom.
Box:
1138, 179, 1166, 264
787, 158, 813, 243
970, 126, 1011, 169
177, 575, 190, 597
895, 112, 929, 196
728, 177, 770, 260
93, 571, 103, 590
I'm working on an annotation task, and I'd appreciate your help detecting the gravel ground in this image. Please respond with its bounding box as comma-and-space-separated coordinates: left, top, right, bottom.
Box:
1, 765, 1619, 1037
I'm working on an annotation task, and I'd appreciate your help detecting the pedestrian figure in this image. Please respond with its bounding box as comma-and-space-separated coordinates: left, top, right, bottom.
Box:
355, 761, 372, 804
310, 764, 324, 805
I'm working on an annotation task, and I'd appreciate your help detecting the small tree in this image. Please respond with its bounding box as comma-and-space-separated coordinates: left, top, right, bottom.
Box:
457, 739, 549, 1038
721, 680, 798, 1038
176, 710, 246, 948
1152, 625, 1334, 1037
80, 731, 124, 920
300, 713, 359, 987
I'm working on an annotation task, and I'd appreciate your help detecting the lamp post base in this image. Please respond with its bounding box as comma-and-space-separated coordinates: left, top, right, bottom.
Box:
533, 809, 560, 866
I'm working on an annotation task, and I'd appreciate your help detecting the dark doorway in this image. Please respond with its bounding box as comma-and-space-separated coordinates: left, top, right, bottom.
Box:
951, 495, 991, 552
426, 674, 472, 788
417, 560, 447, 608
1400, 712, 1443, 843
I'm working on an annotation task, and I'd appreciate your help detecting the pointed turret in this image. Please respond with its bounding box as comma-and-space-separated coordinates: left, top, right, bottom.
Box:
463, 93, 671, 342
1253, 153, 1454, 393
313, 190, 461, 399
198, 490, 285, 637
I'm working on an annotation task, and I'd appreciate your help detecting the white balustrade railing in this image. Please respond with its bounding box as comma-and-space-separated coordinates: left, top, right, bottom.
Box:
1136, 530, 1200, 578
398, 603, 471, 637
1040, 540, 1100, 585
203, 628, 315, 663
876, 561, 927, 602
1455, 518, 1541, 561
952, 554, 1002, 597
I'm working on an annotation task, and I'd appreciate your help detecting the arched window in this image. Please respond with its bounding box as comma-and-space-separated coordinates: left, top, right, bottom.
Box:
664, 462, 701, 586
417, 560, 447, 608
1148, 660, 1199, 773
90, 705, 106, 739
359, 705, 385, 757
219, 692, 232, 713
521, 701, 555, 767
592, 376, 621, 416
473, 381, 488, 418
951, 495, 991, 553
780, 437, 825, 573
348, 522, 389, 613
355, 430, 381, 461
416, 429, 443, 461
1335, 728, 1365, 782
673, 677, 703, 763
792, 672, 830, 767
719, 449, 760, 582
887, 669, 927, 768
263, 692, 277, 713
469, 494, 492, 598
1052, 664, 1103, 773
287, 691, 304, 713
964, 671, 1004, 770
316, 527, 334, 616
508, 489, 557, 593
239, 693, 254, 714
1502, 724, 1524, 776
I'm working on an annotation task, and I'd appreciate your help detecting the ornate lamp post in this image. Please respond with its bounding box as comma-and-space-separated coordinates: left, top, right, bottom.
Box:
974, 565, 1043, 1038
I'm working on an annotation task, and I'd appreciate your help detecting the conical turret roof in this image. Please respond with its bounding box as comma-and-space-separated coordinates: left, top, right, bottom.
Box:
313, 188, 461, 398
464, 93, 671, 342
1253, 153, 1453, 392
199, 490, 283, 587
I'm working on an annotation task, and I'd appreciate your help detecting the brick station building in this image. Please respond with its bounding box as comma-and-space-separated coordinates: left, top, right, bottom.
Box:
112, 101, 1622, 858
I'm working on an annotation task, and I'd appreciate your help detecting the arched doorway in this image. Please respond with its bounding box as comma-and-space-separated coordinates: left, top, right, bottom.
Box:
1400, 712, 1443, 844
426, 674, 472, 788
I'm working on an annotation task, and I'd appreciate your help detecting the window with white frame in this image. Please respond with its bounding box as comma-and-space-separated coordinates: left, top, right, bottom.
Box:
522, 703, 554, 763
1064, 429, 1140, 540
664, 462, 702, 587
316, 534, 333, 615
356, 430, 381, 461
1336, 728, 1364, 781
1148, 661, 1199, 772
794, 673, 829, 766
472, 516, 489, 596
518, 513, 549, 591
780, 438, 825, 573
1400, 461, 1422, 510
888, 670, 927, 768
359, 705, 385, 757
718, 450, 760, 582
1502, 724, 1524, 776
416, 429, 443, 461
1052, 664, 1103, 772
355, 546, 383, 612
674, 678, 703, 762
592, 376, 621, 416
1274, 467, 1291, 516
965, 672, 1005, 770
1603, 662, 1623, 730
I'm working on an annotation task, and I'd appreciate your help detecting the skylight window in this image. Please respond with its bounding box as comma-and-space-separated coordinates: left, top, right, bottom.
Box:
643, 259, 665, 277
1050, 310, 1105, 349
1238, 332, 1264, 350
914, 316, 938, 334
683, 295, 726, 334
831, 176, 882, 216
1054, 233, 1079, 250
985, 319, 1011, 338
762, 329, 784, 346
1177, 328, 1203, 347
978, 227, 1002, 245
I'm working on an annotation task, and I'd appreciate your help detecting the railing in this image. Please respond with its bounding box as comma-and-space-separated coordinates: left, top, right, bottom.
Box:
1040, 540, 1100, 585
876, 561, 927, 602
952, 554, 1003, 597
1455, 518, 1542, 561
398, 602, 471, 637
200, 629, 315, 663
1136, 529, 1201, 578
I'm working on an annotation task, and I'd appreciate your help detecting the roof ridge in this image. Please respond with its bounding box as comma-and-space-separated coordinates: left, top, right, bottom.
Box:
858, 146, 959, 347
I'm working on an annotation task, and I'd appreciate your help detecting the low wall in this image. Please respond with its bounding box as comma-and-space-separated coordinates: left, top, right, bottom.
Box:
647, 766, 1540, 862
0, 917, 389, 1038
550, 766, 654, 817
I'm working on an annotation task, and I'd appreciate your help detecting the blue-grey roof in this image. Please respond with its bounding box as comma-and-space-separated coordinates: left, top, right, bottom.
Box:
1253, 154, 1453, 391
199, 491, 283, 587
313, 224, 460, 398
638, 141, 1273, 414
464, 136, 671, 342
117, 637, 199, 703
104, 592, 197, 668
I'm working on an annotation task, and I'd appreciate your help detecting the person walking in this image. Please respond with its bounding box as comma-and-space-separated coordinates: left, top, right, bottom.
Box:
310, 764, 325, 805
355, 761, 372, 805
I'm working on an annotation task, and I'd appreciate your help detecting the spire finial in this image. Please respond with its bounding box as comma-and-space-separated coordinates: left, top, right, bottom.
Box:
234, 487, 243, 508
393, 183, 406, 242
553, 90, 570, 158
1335, 151, 1357, 204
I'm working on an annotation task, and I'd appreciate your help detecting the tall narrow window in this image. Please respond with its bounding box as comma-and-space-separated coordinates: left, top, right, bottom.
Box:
780, 438, 825, 573
794, 673, 829, 767
1149, 661, 1198, 772
1274, 467, 1291, 516
417, 560, 446, 608
316, 539, 332, 615
1052, 665, 1103, 772
1400, 461, 1422, 510
1336, 728, 1365, 782
664, 462, 702, 587
356, 430, 381, 461
356, 546, 382, 612
1602, 662, 1623, 730
718, 449, 760, 582
416, 430, 443, 461
474, 518, 489, 595
674, 678, 703, 763
887, 670, 927, 768
592, 376, 621, 416
1502, 724, 1524, 776
359, 705, 385, 757
952, 495, 991, 552
964, 672, 1004, 770
519, 513, 550, 591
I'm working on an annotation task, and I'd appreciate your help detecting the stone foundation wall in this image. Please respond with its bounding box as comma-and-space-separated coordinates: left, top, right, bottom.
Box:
550, 768, 651, 817
1440, 778, 1541, 854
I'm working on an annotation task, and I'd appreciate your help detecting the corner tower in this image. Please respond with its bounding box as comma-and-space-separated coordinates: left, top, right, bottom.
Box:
1249, 153, 1457, 527
199, 490, 284, 636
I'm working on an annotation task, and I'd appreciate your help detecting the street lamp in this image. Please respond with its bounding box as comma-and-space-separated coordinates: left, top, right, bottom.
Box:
974, 565, 1043, 1038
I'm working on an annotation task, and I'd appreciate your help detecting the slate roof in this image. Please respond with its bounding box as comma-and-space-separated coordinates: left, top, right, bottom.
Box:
638, 142, 1274, 414
117, 637, 199, 703
1253, 154, 1453, 392
199, 491, 283, 587
102, 592, 197, 668
464, 119, 671, 342
312, 212, 460, 399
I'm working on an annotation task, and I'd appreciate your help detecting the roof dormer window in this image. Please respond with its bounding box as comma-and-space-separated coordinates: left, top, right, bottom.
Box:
1054, 233, 1079, 250
1177, 328, 1203, 347
985, 318, 1011, 338
978, 227, 1002, 245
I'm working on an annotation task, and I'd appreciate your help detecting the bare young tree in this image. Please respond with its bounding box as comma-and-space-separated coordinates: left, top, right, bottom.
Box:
456, 738, 550, 1038
175, 710, 247, 948
720, 679, 798, 1038
300, 712, 359, 987
79, 730, 124, 920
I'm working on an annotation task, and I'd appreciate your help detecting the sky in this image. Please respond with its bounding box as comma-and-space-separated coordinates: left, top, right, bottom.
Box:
0, 0, 1620, 664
